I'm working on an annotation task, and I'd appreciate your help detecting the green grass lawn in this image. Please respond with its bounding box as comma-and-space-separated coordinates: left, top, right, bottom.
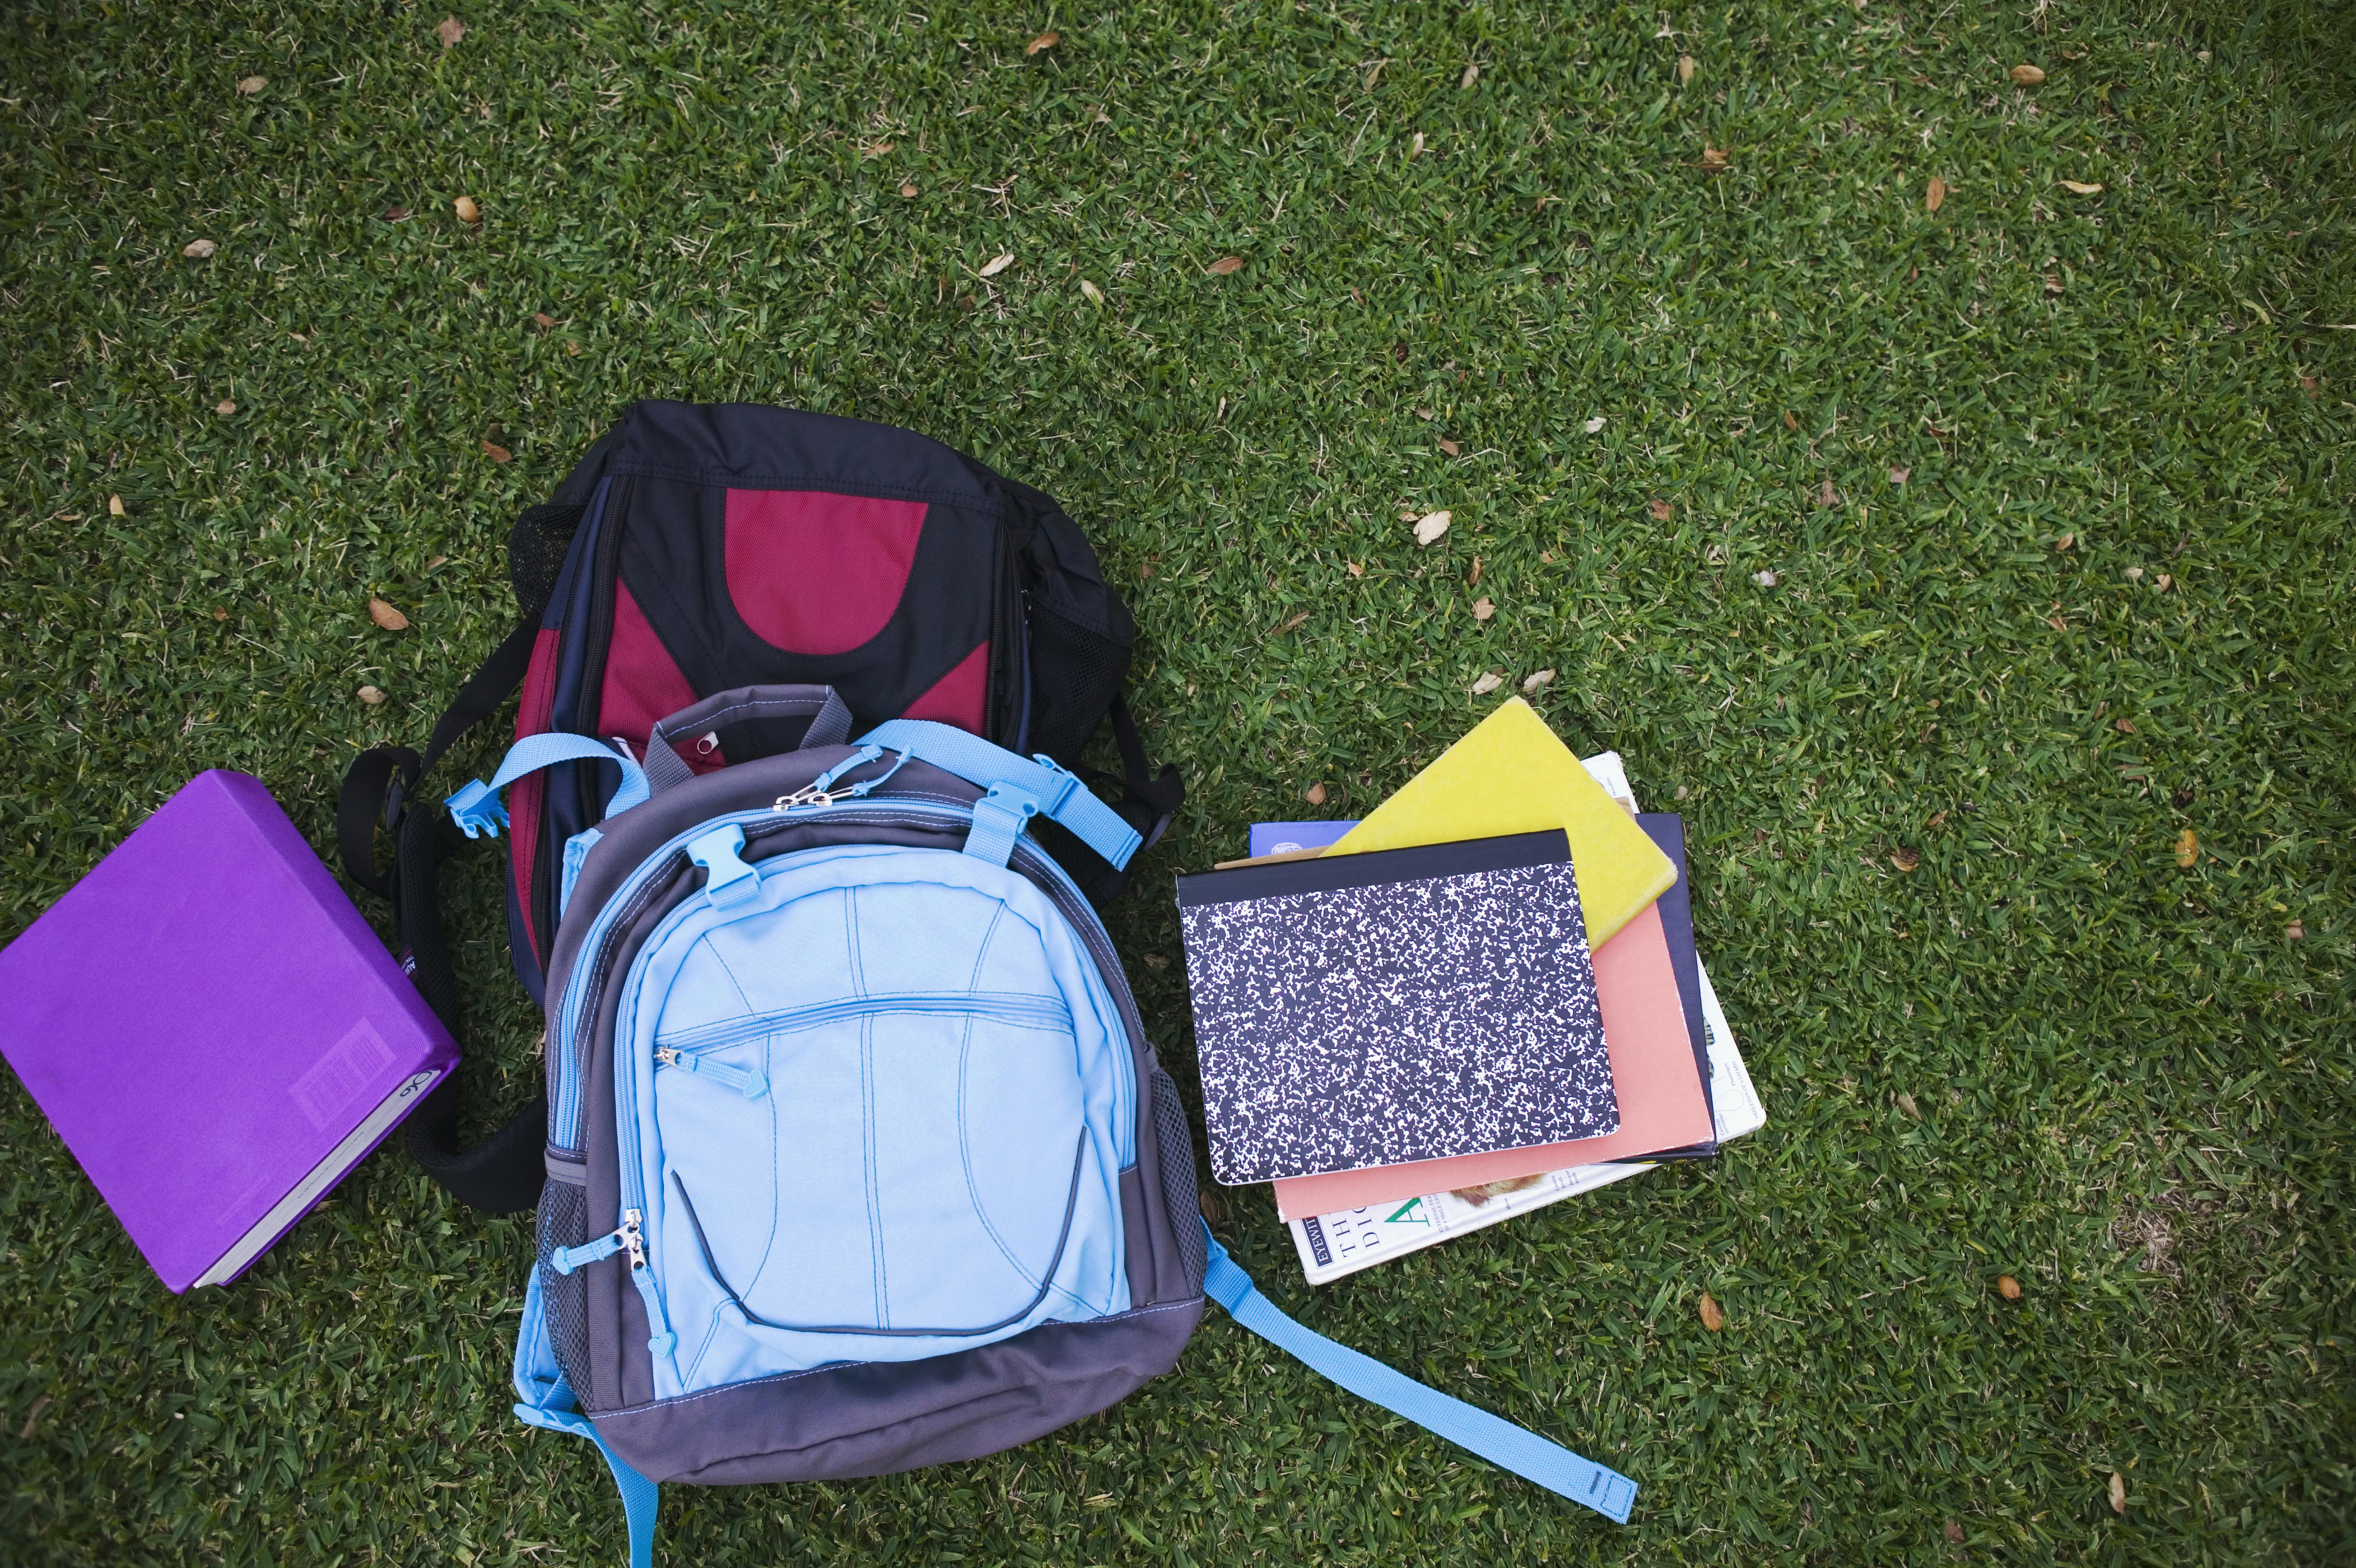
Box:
4, 0, 2352, 1561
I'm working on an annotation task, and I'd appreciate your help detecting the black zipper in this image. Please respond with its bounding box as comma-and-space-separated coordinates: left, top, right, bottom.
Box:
531, 476, 633, 961
989, 506, 1017, 745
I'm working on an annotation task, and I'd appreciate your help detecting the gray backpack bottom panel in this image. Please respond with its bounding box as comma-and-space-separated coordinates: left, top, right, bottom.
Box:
594, 1296, 1205, 1485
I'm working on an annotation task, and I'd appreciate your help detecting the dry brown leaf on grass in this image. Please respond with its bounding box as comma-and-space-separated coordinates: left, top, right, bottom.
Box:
1270, 610, 1310, 637
1437, 436, 1460, 456
2175, 828, 2199, 868
237, 76, 266, 95
1026, 31, 1059, 55
1890, 846, 1922, 872
1699, 146, 1730, 171
108, 495, 126, 517
1945, 1522, 1965, 1545
1471, 597, 1495, 622
977, 252, 1014, 278
2010, 63, 2046, 86
215, 398, 237, 416
1408, 132, 1425, 160
436, 16, 467, 49
454, 196, 481, 223
1345, 561, 1364, 578
382, 205, 410, 221
1412, 510, 1451, 546
2114, 717, 2136, 734
1303, 782, 1327, 806
1080, 279, 1105, 305
1998, 1274, 2023, 1300
1584, 414, 1606, 433
1889, 466, 1910, 485
1206, 255, 1245, 275
369, 598, 411, 632
1926, 175, 1946, 213
1897, 1091, 1922, 1119
1649, 498, 1673, 521
482, 439, 512, 463
533, 312, 556, 330
1471, 672, 1504, 696
1521, 668, 1555, 692
183, 238, 217, 258
1782, 409, 1799, 431
2109, 1473, 2127, 1515
2060, 179, 2104, 195
1467, 556, 1482, 587
1816, 478, 1839, 508
2286, 921, 2305, 940
358, 685, 387, 705
900, 181, 919, 199
212, 606, 228, 621
1697, 1293, 1725, 1332
1458, 62, 1480, 90
1677, 54, 1695, 84
2157, 573, 2173, 591
425, 555, 449, 570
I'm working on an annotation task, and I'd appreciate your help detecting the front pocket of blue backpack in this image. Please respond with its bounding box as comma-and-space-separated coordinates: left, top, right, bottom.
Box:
626, 845, 1134, 1391
662, 1000, 1087, 1337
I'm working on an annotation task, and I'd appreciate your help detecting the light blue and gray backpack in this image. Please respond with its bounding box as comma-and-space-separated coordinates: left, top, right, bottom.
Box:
448, 689, 1636, 1564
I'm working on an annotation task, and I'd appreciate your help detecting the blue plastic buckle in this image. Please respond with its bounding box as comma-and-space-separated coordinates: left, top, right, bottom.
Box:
444, 779, 509, 839
686, 824, 760, 908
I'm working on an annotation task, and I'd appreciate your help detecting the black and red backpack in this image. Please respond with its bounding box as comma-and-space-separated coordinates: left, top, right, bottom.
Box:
338, 402, 1182, 1215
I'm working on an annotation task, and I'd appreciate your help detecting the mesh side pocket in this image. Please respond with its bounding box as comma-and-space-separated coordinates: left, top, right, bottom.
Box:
535, 1179, 595, 1406
1026, 601, 1132, 768
509, 501, 585, 625
1150, 1067, 1207, 1294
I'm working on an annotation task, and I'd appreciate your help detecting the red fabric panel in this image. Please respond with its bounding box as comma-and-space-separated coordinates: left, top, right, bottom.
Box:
598, 579, 721, 775
723, 488, 929, 655
508, 628, 562, 955
897, 641, 990, 733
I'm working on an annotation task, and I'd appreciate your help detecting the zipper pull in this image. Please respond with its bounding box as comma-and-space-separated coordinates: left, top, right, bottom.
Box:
654, 1047, 768, 1099
619, 1208, 678, 1358
619, 1207, 647, 1271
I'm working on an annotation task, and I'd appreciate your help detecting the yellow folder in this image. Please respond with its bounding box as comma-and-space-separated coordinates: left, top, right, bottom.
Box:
1322, 698, 1675, 948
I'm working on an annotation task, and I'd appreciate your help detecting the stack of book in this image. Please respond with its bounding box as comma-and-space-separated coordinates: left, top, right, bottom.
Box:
1175, 699, 1764, 1285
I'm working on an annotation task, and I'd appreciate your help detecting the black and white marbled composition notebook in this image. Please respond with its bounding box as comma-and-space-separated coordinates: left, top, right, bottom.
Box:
1175, 830, 1618, 1185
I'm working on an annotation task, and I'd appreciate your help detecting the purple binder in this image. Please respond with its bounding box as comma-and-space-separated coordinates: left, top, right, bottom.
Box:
0, 770, 456, 1291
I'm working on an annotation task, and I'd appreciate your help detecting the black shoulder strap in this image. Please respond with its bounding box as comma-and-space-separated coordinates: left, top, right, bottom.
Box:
336, 620, 547, 1215
1061, 692, 1183, 906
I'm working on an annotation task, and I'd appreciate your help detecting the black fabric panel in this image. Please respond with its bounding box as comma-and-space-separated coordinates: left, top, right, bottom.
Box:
602, 400, 1003, 504
615, 476, 1000, 753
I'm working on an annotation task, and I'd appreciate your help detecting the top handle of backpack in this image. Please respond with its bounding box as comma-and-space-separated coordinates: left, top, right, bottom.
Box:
639, 684, 854, 795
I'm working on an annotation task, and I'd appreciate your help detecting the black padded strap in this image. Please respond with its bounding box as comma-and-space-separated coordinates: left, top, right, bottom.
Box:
335, 618, 546, 1214
1103, 692, 1184, 851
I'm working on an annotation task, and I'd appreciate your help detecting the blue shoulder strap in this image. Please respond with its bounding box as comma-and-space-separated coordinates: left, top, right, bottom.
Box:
443, 732, 654, 838
513, 1271, 660, 1568
1202, 1224, 1637, 1524
857, 719, 1142, 870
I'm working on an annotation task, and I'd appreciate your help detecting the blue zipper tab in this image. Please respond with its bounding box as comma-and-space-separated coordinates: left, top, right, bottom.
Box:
655, 1046, 769, 1099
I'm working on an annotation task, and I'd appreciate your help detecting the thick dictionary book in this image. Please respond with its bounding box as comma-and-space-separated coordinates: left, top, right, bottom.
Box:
1175, 830, 1617, 1185
0, 771, 457, 1292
